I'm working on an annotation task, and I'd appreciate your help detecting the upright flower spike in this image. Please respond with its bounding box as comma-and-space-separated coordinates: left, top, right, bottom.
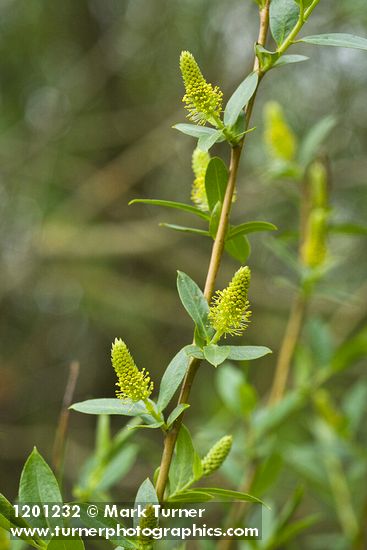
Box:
209, 266, 251, 338
111, 338, 153, 402
263, 101, 297, 161
301, 161, 329, 268
180, 51, 223, 126
301, 208, 328, 268
191, 147, 210, 211
201, 435, 233, 476
309, 161, 328, 209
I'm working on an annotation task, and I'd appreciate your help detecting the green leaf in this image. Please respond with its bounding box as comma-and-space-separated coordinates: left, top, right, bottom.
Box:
299, 33, 367, 51
255, 45, 278, 71
228, 221, 277, 239
270, 0, 299, 46
343, 381, 367, 435
95, 415, 110, 461
70, 398, 146, 416
209, 201, 222, 238
198, 129, 224, 152
225, 234, 251, 262
170, 426, 198, 493
224, 72, 258, 128
227, 346, 272, 361
166, 404, 190, 428
298, 115, 337, 166
272, 54, 309, 68
184, 345, 204, 359
0, 494, 44, 549
134, 478, 158, 528
173, 124, 218, 139
167, 491, 213, 503
129, 421, 164, 430
273, 515, 320, 548
193, 452, 204, 481
330, 326, 367, 373
177, 271, 211, 342
19, 449, 62, 505
205, 157, 228, 212
129, 199, 210, 221
157, 348, 190, 411
193, 488, 265, 505
19, 448, 62, 536
203, 344, 231, 367
216, 364, 246, 414
97, 445, 138, 492
135, 478, 158, 505
251, 453, 283, 496
253, 390, 306, 438
159, 223, 210, 237
329, 222, 367, 235
48, 540, 85, 550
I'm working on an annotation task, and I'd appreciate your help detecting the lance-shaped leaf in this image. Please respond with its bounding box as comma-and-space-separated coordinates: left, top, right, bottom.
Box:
70, 398, 147, 416
209, 201, 222, 238
195, 487, 265, 505
225, 234, 251, 263
227, 345, 272, 361
198, 129, 224, 152
129, 199, 210, 220
228, 221, 277, 239
0, 493, 44, 549
299, 33, 367, 51
173, 123, 218, 139
205, 157, 228, 211
270, 0, 299, 46
134, 478, 158, 528
329, 223, 367, 235
166, 404, 190, 428
203, 344, 231, 367
177, 271, 211, 341
167, 491, 213, 503
298, 115, 337, 167
157, 347, 191, 411
170, 425, 201, 494
273, 54, 309, 68
224, 72, 258, 127
19, 448, 62, 538
160, 223, 210, 237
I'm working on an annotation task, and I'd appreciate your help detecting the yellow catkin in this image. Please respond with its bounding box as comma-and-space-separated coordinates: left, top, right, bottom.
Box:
301, 208, 328, 268
180, 51, 223, 126
301, 161, 329, 268
191, 148, 210, 210
309, 161, 328, 209
209, 267, 251, 337
263, 101, 297, 161
202, 435, 233, 476
111, 338, 153, 402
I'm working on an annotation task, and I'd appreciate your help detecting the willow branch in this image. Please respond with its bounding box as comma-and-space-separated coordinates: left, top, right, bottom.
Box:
155, 0, 272, 503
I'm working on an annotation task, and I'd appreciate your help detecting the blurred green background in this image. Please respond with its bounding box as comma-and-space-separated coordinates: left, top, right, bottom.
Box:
1, 0, 366, 521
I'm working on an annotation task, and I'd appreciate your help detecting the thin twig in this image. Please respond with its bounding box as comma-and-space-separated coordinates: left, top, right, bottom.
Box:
52, 361, 80, 480
268, 292, 307, 405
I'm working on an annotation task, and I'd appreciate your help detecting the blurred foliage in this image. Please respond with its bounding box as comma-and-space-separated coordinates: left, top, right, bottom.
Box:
0, 0, 367, 548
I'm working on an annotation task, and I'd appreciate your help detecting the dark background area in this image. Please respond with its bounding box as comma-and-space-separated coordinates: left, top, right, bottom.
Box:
0, 0, 366, 504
